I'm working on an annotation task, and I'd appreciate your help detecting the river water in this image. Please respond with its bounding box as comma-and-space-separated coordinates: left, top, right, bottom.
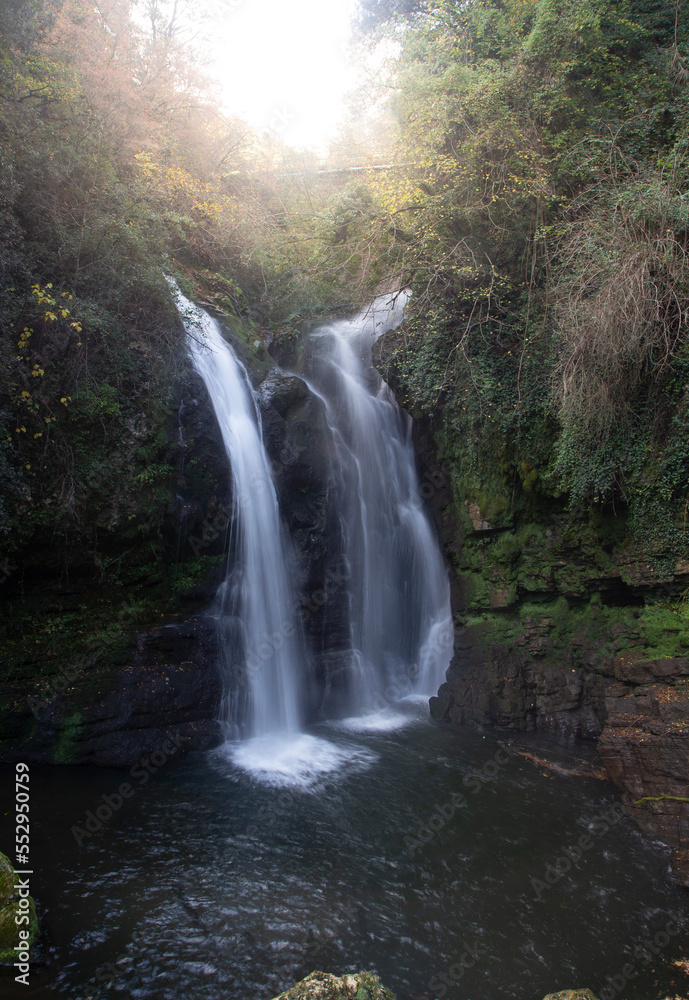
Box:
0, 707, 686, 1000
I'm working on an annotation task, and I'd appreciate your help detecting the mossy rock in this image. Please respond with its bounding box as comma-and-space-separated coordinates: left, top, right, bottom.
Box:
0, 852, 39, 964
272, 971, 396, 1000
542, 991, 600, 1000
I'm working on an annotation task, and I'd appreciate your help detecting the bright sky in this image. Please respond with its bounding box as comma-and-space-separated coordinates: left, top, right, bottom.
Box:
206, 0, 360, 151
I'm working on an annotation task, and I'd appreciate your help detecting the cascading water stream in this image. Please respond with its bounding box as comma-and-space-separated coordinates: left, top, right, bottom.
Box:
171, 282, 370, 786
170, 281, 304, 741
302, 293, 453, 719
171, 282, 452, 780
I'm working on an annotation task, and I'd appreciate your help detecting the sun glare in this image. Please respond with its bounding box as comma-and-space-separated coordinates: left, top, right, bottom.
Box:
207, 0, 358, 151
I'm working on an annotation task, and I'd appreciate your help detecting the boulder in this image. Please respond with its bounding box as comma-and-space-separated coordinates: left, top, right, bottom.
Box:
541, 992, 600, 1000
272, 971, 396, 1000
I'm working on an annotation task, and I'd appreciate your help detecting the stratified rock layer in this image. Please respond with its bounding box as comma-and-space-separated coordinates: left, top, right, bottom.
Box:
598, 681, 689, 878
430, 622, 608, 738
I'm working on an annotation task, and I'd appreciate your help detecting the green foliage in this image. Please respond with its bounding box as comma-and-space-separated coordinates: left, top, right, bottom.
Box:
2, 0, 688, 671
169, 554, 224, 598
0, 0, 332, 603
637, 601, 689, 655
357, 0, 689, 573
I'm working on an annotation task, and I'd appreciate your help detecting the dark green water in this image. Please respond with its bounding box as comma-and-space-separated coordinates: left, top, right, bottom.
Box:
1, 704, 687, 1000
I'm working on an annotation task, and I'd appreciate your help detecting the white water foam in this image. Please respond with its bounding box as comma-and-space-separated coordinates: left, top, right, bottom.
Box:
332, 710, 414, 733
330, 696, 431, 733
220, 733, 377, 790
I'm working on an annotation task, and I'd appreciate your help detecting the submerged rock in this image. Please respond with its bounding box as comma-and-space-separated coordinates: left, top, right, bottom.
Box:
272, 971, 396, 1000
0, 852, 39, 964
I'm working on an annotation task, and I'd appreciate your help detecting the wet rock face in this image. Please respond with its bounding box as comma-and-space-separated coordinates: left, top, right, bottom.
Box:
175, 369, 234, 564
402, 389, 689, 868
431, 623, 689, 874
258, 371, 352, 665
0, 619, 224, 767
430, 625, 609, 739
598, 677, 689, 858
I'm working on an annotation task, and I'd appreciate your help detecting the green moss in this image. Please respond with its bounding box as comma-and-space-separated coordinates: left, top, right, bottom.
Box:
634, 603, 689, 659
542, 991, 601, 1000
464, 594, 689, 669
53, 710, 84, 764
273, 972, 396, 1000
0, 852, 39, 964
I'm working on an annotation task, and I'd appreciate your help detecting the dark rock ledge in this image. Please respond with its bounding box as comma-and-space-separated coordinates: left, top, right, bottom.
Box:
0, 618, 223, 767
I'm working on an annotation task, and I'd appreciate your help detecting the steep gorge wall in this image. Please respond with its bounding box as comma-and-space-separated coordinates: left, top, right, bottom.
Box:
0, 310, 352, 764
0, 305, 267, 764
375, 337, 689, 885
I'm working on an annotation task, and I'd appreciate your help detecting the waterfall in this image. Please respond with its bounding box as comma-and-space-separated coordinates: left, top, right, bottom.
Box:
303, 293, 453, 718
170, 282, 304, 740
171, 282, 452, 782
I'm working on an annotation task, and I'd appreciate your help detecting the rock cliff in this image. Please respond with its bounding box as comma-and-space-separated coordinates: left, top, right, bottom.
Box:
375, 335, 689, 888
